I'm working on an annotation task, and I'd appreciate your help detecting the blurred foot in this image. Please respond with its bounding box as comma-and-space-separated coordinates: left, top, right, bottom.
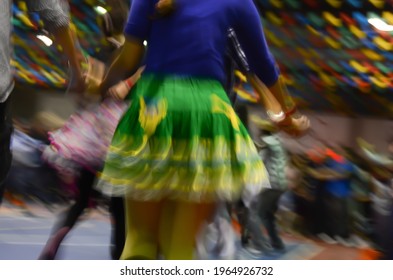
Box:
237, 246, 265, 260
240, 230, 250, 246
238, 241, 274, 260
272, 241, 286, 253
350, 235, 371, 249
317, 233, 338, 245
195, 222, 219, 260
334, 236, 354, 247
38, 227, 70, 260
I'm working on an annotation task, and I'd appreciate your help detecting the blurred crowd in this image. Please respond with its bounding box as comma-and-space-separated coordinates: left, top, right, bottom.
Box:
3, 112, 105, 209
287, 142, 393, 259
3, 109, 393, 260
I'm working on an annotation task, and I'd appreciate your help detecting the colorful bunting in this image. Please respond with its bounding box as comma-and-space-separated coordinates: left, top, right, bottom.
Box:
12, 0, 107, 89
10, 0, 393, 116
250, 0, 393, 115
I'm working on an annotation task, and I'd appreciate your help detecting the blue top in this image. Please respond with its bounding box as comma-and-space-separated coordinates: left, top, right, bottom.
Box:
124, 0, 279, 87
324, 158, 354, 198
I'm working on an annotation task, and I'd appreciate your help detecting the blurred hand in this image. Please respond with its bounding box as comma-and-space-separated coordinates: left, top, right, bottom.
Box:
156, 0, 175, 15
107, 81, 130, 100
107, 66, 145, 100
278, 114, 310, 137
84, 57, 106, 99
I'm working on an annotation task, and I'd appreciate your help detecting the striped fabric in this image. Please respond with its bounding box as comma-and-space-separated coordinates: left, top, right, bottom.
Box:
227, 28, 250, 74
0, 0, 13, 102
0, 0, 69, 102
224, 28, 250, 103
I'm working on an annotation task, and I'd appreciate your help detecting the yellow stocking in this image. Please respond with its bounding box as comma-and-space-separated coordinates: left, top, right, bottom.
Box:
159, 200, 216, 260
121, 199, 163, 260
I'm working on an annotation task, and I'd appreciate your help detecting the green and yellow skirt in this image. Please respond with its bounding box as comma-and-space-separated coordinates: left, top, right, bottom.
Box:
97, 74, 270, 202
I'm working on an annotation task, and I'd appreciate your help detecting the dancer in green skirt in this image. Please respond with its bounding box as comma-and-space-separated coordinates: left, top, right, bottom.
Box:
96, 0, 309, 259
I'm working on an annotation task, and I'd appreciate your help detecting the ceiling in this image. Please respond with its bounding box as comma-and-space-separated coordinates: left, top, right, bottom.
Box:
12, 0, 107, 89
11, 0, 393, 117
251, 0, 393, 117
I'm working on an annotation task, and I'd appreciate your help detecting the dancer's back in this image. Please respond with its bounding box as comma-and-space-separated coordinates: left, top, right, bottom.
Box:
126, 0, 278, 87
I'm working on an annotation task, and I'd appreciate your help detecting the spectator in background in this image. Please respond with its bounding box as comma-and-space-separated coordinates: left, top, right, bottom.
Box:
239, 119, 289, 258
306, 147, 327, 237
358, 138, 393, 258
308, 148, 355, 246
341, 148, 374, 247
0, 0, 84, 206
279, 153, 302, 235
4, 112, 66, 209
370, 175, 393, 259
257, 121, 289, 251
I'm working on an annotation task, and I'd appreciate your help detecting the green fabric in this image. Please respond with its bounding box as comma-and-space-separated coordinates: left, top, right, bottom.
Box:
98, 74, 269, 202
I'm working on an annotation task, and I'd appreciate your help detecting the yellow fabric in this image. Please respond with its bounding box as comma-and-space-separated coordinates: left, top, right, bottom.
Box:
121, 198, 215, 260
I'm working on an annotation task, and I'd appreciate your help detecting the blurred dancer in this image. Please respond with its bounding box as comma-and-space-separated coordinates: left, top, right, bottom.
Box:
0, 0, 84, 206
5, 112, 66, 209
307, 148, 355, 246
38, 68, 143, 260
256, 123, 288, 251
96, 0, 309, 260
38, 1, 135, 260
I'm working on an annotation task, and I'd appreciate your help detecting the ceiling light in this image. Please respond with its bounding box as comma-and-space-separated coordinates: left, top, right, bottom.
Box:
368, 17, 393, 31
94, 6, 108, 15
36, 35, 53, 46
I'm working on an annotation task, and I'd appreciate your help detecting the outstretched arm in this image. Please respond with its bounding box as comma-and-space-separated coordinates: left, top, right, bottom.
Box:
233, 0, 309, 135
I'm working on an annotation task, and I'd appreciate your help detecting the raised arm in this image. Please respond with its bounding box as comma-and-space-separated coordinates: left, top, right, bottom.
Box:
26, 0, 85, 91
